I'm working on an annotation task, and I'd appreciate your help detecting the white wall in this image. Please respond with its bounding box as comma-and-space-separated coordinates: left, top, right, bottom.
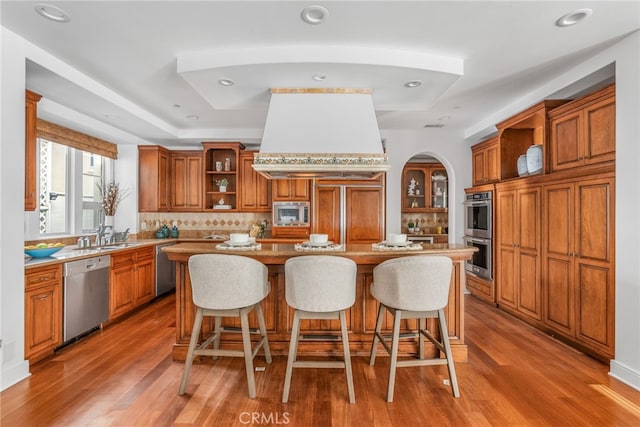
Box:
2, 27, 639, 391
382, 128, 471, 244
0, 28, 31, 390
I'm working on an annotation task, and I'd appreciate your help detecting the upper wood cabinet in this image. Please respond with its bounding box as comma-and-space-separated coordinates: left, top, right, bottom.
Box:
272, 179, 311, 201
239, 151, 271, 212
471, 137, 499, 186
24, 264, 62, 363
542, 174, 615, 359
496, 100, 567, 181
138, 146, 170, 212
496, 183, 542, 322
401, 163, 448, 212
202, 142, 244, 211
170, 151, 203, 211
549, 84, 615, 172
25, 90, 42, 211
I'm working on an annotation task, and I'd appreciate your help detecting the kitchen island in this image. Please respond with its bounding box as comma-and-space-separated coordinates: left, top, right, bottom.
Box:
163, 242, 475, 362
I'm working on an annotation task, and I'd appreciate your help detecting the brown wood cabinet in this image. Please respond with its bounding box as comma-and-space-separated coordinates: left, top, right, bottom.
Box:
24, 264, 62, 363
313, 180, 385, 244
401, 163, 447, 212
202, 142, 244, 211
549, 84, 615, 172
109, 246, 155, 320
272, 179, 311, 201
138, 146, 170, 212
466, 275, 495, 304
25, 90, 42, 211
471, 137, 499, 186
496, 183, 542, 321
542, 173, 615, 359
239, 151, 271, 212
497, 100, 566, 180
170, 151, 203, 211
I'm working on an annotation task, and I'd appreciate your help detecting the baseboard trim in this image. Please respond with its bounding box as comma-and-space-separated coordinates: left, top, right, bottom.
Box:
0, 360, 31, 391
609, 359, 640, 391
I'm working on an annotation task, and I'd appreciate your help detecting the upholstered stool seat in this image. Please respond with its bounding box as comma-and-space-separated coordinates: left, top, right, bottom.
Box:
178, 254, 272, 399
369, 255, 460, 402
282, 255, 357, 404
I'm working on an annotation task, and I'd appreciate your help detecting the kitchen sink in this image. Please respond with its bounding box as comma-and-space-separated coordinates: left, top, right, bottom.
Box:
74, 242, 145, 250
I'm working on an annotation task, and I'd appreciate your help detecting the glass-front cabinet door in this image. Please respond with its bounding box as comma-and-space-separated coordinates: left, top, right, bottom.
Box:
431, 169, 448, 209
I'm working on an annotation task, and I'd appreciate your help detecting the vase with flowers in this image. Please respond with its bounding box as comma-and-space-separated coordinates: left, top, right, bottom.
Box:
215, 178, 228, 192
98, 180, 129, 226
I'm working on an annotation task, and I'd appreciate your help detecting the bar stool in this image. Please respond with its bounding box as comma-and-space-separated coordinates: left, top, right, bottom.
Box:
282, 255, 357, 404
369, 255, 460, 402
178, 254, 272, 399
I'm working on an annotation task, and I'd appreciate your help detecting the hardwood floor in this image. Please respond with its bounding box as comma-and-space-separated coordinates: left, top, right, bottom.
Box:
2, 293, 639, 426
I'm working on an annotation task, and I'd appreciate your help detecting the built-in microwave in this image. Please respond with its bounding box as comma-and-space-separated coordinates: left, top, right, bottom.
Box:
273, 201, 310, 226
464, 191, 492, 239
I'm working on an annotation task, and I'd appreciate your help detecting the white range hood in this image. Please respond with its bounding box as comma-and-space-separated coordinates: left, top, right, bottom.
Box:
253, 88, 390, 179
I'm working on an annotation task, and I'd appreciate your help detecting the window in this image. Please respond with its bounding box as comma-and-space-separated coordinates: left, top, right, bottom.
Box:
38, 138, 109, 236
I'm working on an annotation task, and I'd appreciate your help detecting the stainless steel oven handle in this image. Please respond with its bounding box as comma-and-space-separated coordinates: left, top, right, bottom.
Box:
464, 236, 490, 244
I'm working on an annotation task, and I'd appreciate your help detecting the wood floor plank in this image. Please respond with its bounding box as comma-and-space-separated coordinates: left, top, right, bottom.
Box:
2, 293, 639, 426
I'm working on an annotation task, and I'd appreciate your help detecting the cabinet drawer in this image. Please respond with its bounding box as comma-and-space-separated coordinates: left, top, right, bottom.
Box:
25, 265, 62, 289
135, 246, 154, 261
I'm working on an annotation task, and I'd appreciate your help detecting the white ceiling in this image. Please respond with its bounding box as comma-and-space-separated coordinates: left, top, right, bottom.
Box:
2, 1, 639, 149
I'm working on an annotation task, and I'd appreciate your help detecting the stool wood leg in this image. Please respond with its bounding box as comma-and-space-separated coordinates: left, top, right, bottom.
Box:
369, 304, 385, 365
212, 316, 222, 360
387, 309, 403, 403
340, 310, 356, 404
255, 303, 272, 364
179, 308, 203, 395
418, 318, 426, 360
438, 309, 460, 397
240, 309, 257, 399
282, 310, 301, 403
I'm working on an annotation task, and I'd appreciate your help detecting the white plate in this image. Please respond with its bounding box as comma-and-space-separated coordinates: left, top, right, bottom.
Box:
224, 240, 253, 247
381, 240, 413, 247
302, 241, 333, 247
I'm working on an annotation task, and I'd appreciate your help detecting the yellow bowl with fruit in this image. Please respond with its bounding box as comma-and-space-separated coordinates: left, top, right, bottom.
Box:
24, 242, 65, 258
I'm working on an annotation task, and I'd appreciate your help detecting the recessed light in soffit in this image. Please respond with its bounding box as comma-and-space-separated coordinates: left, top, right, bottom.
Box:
34, 3, 71, 22
218, 79, 235, 86
404, 80, 422, 88
555, 8, 593, 27
301, 5, 329, 25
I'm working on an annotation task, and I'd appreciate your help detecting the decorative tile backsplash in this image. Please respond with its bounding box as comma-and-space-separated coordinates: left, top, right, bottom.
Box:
139, 212, 271, 236
401, 212, 448, 233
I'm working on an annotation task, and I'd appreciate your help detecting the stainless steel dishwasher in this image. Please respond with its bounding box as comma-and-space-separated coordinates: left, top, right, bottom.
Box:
63, 255, 110, 342
155, 242, 176, 296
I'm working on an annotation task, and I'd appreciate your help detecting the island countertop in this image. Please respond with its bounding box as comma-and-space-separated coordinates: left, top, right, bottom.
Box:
163, 242, 475, 362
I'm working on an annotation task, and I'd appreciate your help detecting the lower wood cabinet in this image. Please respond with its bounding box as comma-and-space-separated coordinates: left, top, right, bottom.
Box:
542, 174, 615, 359
24, 265, 62, 363
110, 246, 155, 320
496, 184, 542, 322
466, 275, 495, 304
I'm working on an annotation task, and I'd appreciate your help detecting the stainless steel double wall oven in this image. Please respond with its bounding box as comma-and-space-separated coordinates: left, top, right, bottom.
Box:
463, 191, 493, 281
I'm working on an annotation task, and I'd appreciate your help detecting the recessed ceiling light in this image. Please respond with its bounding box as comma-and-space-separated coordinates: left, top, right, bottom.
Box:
556, 8, 593, 27
312, 73, 327, 81
34, 3, 70, 23
172, 104, 181, 108
104, 114, 119, 120
218, 79, 234, 87
404, 80, 422, 88
438, 115, 451, 122
301, 5, 329, 25
186, 115, 199, 120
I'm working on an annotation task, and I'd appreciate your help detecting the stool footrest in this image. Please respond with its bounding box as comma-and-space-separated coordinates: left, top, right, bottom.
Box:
293, 360, 346, 369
